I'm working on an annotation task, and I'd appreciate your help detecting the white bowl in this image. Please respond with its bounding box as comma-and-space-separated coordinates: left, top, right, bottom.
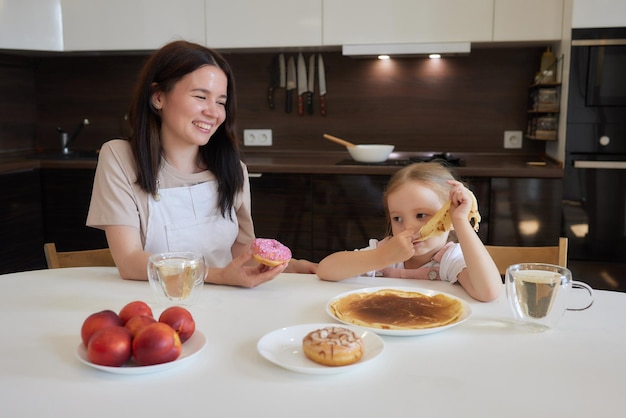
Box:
348, 144, 395, 163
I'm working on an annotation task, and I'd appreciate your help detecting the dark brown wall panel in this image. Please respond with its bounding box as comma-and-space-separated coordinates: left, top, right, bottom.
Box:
1, 46, 547, 156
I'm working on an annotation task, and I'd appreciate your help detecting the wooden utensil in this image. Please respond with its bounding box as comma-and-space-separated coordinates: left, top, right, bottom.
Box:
323, 134, 356, 148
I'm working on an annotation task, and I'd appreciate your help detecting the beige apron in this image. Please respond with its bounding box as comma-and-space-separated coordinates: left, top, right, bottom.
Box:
144, 181, 238, 268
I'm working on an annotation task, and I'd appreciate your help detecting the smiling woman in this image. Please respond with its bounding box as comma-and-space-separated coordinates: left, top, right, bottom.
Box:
152, 65, 228, 162
85, 40, 317, 288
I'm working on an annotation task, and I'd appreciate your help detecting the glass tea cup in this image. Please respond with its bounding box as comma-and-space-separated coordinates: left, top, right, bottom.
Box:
505, 263, 594, 331
147, 252, 206, 307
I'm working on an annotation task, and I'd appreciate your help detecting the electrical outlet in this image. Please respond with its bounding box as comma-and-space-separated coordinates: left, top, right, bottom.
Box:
243, 129, 272, 146
504, 130, 523, 149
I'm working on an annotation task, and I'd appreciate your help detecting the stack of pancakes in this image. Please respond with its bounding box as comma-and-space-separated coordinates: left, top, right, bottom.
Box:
329, 288, 463, 330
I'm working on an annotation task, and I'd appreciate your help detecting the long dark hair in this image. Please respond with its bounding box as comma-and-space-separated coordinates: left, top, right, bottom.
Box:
128, 40, 243, 218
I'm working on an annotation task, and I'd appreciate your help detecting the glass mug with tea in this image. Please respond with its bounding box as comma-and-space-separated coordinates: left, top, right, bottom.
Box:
505, 263, 594, 331
147, 252, 206, 307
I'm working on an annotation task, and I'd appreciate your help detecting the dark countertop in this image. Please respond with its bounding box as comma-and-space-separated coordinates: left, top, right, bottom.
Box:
0, 154, 98, 174
0, 150, 563, 178
240, 150, 563, 178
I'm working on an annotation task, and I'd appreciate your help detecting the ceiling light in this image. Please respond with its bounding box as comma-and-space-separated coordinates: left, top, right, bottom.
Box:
377, 54, 390, 60
429, 54, 441, 59
342, 42, 471, 57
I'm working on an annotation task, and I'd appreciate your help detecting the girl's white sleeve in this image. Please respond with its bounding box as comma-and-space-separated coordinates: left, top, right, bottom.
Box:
439, 243, 466, 283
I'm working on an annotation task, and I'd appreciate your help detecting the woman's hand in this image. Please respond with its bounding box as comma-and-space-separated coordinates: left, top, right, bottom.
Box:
211, 251, 287, 288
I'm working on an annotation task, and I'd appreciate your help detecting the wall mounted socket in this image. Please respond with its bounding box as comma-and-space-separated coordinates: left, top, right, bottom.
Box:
243, 129, 272, 146
504, 130, 523, 149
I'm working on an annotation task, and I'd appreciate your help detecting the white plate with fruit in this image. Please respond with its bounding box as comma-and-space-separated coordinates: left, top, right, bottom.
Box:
76, 330, 207, 375
77, 301, 206, 375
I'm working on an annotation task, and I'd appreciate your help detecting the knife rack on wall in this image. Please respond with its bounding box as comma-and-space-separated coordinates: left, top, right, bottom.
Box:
267, 52, 326, 117
10, 46, 546, 155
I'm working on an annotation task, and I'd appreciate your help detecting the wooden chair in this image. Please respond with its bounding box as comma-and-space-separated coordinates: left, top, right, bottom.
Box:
485, 237, 568, 276
44, 242, 115, 269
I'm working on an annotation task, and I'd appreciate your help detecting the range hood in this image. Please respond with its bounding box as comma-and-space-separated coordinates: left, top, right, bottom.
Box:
342, 42, 471, 57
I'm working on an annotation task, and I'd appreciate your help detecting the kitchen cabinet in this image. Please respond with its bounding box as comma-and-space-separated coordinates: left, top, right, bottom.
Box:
61, 0, 205, 51
249, 173, 313, 261
205, 0, 322, 48
40, 168, 108, 252
0, 169, 46, 274
323, 0, 493, 46
488, 177, 562, 246
573, 0, 626, 28
311, 175, 389, 261
249, 173, 388, 262
1, 0, 566, 53
1, 163, 562, 273
493, 0, 563, 42
0, 0, 63, 51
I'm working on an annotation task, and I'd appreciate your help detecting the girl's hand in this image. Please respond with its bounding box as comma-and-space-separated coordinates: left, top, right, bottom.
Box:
285, 259, 318, 274
447, 180, 473, 223
380, 229, 416, 263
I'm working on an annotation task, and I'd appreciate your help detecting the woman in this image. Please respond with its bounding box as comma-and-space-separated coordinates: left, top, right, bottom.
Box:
87, 40, 316, 287
316, 162, 501, 302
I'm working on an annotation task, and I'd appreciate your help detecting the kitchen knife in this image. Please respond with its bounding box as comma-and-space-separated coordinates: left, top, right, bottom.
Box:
268, 54, 280, 109
286, 56, 296, 113
307, 54, 315, 115
318, 53, 327, 116
278, 53, 286, 89
297, 53, 307, 116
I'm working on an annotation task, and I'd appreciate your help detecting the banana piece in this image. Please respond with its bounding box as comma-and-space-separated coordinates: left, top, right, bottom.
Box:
418, 192, 481, 241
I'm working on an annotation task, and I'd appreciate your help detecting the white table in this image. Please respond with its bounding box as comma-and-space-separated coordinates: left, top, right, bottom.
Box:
1, 267, 624, 418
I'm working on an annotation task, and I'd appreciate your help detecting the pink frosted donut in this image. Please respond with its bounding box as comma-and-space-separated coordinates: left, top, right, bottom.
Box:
251, 238, 292, 267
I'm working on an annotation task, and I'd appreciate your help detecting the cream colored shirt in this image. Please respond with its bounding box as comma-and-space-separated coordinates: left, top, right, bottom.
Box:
86, 139, 255, 257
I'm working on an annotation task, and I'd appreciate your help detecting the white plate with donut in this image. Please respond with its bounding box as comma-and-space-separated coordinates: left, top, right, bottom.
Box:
257, 323, 384, 374
326, 287, 472, 336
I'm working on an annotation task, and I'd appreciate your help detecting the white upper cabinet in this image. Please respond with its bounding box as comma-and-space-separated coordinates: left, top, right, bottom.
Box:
493, 0, 564, 41
61, 0, 205, 51
323, 0, 493, 45
204, 0, 322, 48
0, 0, 64, 51
572, 0, 626, 28
1, 0, 569, 52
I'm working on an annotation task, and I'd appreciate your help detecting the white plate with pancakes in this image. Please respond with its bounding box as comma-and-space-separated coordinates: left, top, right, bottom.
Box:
326, 287, 472, 336
76, 331, 207, 374
257, 323, 384, 374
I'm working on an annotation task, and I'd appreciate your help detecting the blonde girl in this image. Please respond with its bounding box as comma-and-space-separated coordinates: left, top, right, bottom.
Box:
317, 162, 501, 302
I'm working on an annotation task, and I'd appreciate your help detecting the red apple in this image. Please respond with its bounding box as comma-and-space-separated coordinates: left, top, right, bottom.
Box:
119, 300, 153, 325
124, 315, 157, 337
87, 326, 132, 367
132, 322, 182, 366
80, 309, 122, 347
158, 306, 195, 343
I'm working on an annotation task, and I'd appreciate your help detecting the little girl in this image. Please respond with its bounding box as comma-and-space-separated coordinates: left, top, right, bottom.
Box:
316, 162, 502, 302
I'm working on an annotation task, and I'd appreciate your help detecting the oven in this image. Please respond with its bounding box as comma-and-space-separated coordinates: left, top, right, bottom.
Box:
571, 27, 626, 108
564, 28, 626, 290
563, 149, 626, 261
